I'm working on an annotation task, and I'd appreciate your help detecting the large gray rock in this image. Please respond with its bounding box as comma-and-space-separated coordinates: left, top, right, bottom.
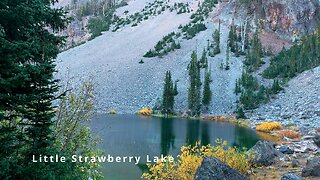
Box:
279, 146, 294, 154
194, 157, 248, 180
313, 134, 320, 147
281, 173, 303, 180
302, 157, 320, 177
249, 140, 283, 166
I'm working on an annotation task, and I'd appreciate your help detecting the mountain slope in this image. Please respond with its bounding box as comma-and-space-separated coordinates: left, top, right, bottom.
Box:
56, 0, 243, 114
248, 66, 320, 128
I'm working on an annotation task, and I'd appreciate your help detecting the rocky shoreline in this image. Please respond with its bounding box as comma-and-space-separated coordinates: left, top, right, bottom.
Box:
194, 133, 320, 180
247, 66, 320, 129
246, 121, 320, 179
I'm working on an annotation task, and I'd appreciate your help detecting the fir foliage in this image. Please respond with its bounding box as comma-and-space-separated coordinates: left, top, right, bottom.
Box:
202, 67, 212, 109
263, 27, 320, 79
188, 51, 202, 116
162, 71, 178, 116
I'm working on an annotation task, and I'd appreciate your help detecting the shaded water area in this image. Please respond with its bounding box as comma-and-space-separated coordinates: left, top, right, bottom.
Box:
90, 114, 262, 179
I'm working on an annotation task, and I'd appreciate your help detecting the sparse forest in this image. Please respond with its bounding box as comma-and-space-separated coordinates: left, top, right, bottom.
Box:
2, 0, 319, 179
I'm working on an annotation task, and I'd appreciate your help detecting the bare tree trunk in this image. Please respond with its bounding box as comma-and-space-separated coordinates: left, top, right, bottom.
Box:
241, 18, 248, 52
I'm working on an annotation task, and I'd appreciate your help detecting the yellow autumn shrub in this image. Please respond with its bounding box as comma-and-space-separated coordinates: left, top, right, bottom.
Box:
142, 140, 252, 180
209, 140, 253, 174
256, 122, 281, 132
137, 107, 152, 116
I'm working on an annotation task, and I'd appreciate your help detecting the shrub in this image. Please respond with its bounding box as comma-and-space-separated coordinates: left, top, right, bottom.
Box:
277, 130, 300, 139
142, 140, 252, 179
139, 59, 144, 64
87, 16, 108, 38
256, 122, 281, 132
203, 116, 227, 122
209, 140, 253, 174
108, 109, 117, 114
137, 107, 152, 115
143, 49, 156, 57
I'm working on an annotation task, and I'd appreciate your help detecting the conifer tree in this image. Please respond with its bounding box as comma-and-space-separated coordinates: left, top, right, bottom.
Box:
202, 67, 212, 110
236, 105, 246, 119
188, 51, 201, 116
228, 25, 237, 52
234, 79, 241, 95
213, 27, 221, 55
200, 48, 208, 68
271, 79, 282, 94
235, 42, 240, 57
0, 0, 72, 178
162, 71, 178, 116
173, 81, 178, 96
225, 47, 230, 70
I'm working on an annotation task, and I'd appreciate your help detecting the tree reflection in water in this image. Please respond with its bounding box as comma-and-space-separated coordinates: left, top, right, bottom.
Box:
160, 118, 175, 156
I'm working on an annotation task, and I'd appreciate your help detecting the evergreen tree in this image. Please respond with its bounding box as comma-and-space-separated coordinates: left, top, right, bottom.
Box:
234, 42, 240, 57
243, 21, 250, 51
245, 30, 263, 71
236, 105, 246, 119
225, 47, 230, 70
271, 79, 282, 94
228, 25, 237, 52
173, 81, 178, 96
234, 79, 241, 95
188, 51, 201, 116
0, 0, 74, 178
213, 27, 221, 55
202, 67, 212, 110
200, 48, 208, 68
162, 71, 178, 116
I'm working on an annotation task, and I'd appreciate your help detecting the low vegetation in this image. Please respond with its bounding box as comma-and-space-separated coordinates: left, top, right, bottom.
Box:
137, 107, 152, 116
108, 109, 117, 114
173, 2, 190, 14
85, 1, 127, 38
112, 0, 168, 31
263, 27, 320, 79
234, 28, 284, 113
236, 70, 282, 110
256, 122, 282, 132
142, 140, 253, 179
144, 32, 181, 57
235, 26, 319, 117
144, 0, 218, 57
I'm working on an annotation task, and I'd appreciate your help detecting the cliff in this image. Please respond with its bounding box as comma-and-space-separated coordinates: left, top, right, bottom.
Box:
222, 0, 320, 40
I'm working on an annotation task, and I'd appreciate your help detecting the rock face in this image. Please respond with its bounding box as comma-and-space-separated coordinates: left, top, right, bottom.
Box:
225, 0, 320, 40
281, 173, 303, 180
194, 157, 248, 180
302, 157, 320, 177
249, 140, 283, 166
260, 0, 320, 39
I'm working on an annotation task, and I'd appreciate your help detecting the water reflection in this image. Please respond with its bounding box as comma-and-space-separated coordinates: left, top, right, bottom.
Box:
201, 122, 210, 146
91, 114, 261, 180
160, 118, 175, 155
232, 126, 260, 149
186, 120, 200, 146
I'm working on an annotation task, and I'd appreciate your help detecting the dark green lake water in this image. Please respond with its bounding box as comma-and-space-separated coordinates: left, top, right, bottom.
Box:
91, 114, 261, 180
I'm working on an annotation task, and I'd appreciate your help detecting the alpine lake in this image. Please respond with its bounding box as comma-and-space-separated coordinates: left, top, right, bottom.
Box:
90, 114, 263, 179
